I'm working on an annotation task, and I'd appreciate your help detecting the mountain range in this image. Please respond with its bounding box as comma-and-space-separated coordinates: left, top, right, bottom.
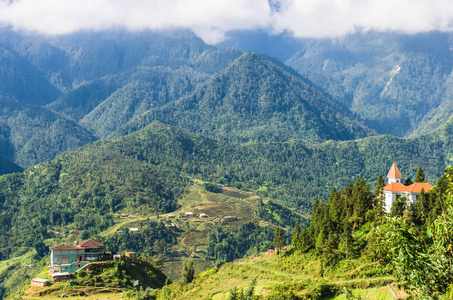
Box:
1, 28, 453, 170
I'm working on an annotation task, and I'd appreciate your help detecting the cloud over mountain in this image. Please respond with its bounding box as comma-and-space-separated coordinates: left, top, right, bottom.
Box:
1, 0, 453, 43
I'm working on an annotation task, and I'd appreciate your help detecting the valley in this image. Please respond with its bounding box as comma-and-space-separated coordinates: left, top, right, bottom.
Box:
0, 27, 453, 299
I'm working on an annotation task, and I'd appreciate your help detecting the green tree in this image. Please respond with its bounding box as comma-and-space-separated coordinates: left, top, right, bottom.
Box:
273, 227, 285, 254
291, 222, 301, 250
243, 278, 256, 300
390, 197, 405, 217
415, 166, 426, 183
375, 174, 385, 198
181, 260, 195, 284
299, 226, 313, 252
350, 178, 373, 228
374, 174, 385, 217
414, 188, 429, 223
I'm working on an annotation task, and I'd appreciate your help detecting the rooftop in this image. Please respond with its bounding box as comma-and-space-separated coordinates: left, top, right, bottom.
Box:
79, 239, 104, 248
387, 163, 403, 179
49, 245, 79, 250
383, 182, 433, 193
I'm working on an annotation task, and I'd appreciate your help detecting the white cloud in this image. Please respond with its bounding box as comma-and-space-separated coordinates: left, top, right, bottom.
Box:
0, 0, 453, 43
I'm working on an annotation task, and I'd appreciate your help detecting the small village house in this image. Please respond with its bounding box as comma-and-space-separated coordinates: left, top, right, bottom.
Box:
50, 239, 104, 273
31, 278, 49, 288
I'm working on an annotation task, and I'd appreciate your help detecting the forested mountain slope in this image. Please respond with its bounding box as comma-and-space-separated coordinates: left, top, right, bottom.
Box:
0, 154, 22, 175
0, 99, 95, 167
115, 53, 374, 143
1, 119, 452, 262
77, 67, 209, 138
286, 31, 453, 137
0, 27, 242, 166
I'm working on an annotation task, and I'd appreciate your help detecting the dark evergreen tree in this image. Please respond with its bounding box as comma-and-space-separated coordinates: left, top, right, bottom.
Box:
299, 226, 314, 252
374, 174, 386, 218
390, 197, 405, 217
273, 227, 285, 254
291, 221, 301, 250
375, 174, 385, 196
182, 260, 195, 284
351, 178, 373, 228
414, 188, 429, 223
328, 187, 343, 229
415, 166, 426, 183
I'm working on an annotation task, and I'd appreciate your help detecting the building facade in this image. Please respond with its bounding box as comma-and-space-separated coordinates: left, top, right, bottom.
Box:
50, 239, 104, 273
383, 163, 433, 213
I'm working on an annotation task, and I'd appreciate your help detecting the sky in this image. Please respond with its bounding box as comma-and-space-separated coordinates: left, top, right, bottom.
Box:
1, 0, 453, 44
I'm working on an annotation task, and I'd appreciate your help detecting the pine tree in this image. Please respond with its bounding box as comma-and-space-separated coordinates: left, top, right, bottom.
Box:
291, 221, 301, 250
414, 188, 429, 223
375, 174, 384, 198
182, 260, 195, 284
415, 166, 426, 183
299, 226, 314, 252
390, 197, 405, 217
328, 187, 343, 229
351, 178, 373, 228
274, 227, 285, 254
375, 174, 385, 217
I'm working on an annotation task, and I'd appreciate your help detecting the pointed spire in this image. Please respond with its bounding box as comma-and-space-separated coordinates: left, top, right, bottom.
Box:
387, 163, 403, 179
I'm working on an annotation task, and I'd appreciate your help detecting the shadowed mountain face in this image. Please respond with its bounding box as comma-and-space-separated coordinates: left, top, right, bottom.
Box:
0, 99, 96, 167
0, 28, 243, 166
286, 31, 453, 137
115, 53, 374, 143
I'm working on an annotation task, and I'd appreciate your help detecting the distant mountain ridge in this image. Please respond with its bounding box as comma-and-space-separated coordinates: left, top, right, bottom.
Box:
115, 52, 374, 143
1, 28, 453, 168
286, 31, 453, 137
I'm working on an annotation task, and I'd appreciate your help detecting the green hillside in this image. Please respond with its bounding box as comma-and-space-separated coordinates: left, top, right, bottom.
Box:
0, 119, 452, 298
117, 53, 374, 143
0, 118, 452, 260
0, 154, 22, 175
0, 44, 60, 105
0, 28, 243, 166
0, 99, 96, 168
286, 31, 453, 137
77, 67, 209, 139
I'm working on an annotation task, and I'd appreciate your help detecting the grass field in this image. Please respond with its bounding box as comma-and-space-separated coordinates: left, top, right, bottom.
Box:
157, 248, 396, 299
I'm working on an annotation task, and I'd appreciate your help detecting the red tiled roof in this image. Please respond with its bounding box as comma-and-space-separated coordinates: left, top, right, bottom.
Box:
49, 245, 79, 250
383, 182, 433, 194
387, 163, 403, 179
405, 182, 433, 193
79, 239, 103, 248
383, 182, 407, 192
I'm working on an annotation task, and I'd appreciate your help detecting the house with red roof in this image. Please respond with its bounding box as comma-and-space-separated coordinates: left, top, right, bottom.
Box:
50, 239, 104, 273
383, 163, 433, 213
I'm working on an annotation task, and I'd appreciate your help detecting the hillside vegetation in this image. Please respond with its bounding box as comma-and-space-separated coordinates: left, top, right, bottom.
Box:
116, 53, 373, 144
287, 31, 453, 137
0, 118, 452, 261
0, 28, 242, 167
